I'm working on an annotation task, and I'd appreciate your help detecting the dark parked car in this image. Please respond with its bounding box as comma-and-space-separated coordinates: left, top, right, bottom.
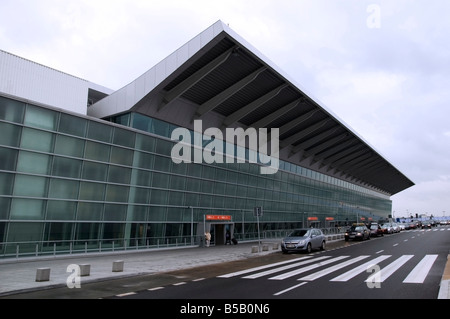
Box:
281, 228, 326, 253
369, 224, 383, 237
345, 224, 371, 241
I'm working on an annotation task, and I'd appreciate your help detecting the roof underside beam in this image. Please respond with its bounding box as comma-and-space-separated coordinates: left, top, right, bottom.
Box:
289, 126, 339, 155
302, 132, 349, 159
193, 66, 267, 121
159, 46, 236, 112
279, 109, 318, 136
280, 118, 330, 149
250, 98, 304, 129
221, 83, 289, 128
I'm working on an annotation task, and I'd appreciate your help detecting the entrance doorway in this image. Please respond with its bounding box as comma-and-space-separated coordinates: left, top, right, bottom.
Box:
209, 223, 234, 246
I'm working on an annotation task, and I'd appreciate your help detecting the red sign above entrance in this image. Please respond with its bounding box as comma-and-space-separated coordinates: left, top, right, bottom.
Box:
206, 215, 232, 221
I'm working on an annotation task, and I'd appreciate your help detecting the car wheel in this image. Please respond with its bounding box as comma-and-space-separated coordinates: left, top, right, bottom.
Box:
306, 243, 312, 254
320, 241, 326, 250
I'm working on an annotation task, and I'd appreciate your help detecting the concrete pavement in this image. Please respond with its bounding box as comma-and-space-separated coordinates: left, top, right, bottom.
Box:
0, 240, 280, 297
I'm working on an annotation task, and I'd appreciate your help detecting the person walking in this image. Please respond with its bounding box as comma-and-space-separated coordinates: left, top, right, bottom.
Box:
225, 230, 231, 245
205, 232, 211, 247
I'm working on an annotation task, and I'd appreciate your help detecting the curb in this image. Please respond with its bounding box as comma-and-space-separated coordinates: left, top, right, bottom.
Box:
437, 253, 450, 299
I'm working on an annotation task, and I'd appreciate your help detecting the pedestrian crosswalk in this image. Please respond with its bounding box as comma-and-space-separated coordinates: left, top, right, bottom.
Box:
218, 254, 439, 285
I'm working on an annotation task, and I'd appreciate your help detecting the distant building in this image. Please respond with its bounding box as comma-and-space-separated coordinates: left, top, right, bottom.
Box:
0, 21, 414, 258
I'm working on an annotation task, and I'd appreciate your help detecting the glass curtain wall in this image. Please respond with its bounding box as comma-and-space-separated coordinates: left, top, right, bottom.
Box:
0, 96, 392, 258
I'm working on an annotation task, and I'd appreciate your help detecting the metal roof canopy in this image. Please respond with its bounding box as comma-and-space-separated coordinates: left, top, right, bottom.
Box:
93, 21, 414, 196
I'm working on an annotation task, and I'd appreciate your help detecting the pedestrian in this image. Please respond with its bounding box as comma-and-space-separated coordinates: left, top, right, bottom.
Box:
225, 230, 231, 245
205, 232, 211, 247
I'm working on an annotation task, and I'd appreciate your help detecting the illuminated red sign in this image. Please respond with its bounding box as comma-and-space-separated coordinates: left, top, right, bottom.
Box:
307, 217, 318, 221
206, 215, 232, 221
325, 217, 334, 221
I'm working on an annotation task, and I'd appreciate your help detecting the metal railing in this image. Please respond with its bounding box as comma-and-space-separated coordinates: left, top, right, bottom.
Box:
0, 227, 347, 260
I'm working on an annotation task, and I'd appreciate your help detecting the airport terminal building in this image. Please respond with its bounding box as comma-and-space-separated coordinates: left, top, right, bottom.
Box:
0, 21, 414, 258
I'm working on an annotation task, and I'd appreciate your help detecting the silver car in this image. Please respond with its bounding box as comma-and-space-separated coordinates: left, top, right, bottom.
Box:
281, 228, 326, 253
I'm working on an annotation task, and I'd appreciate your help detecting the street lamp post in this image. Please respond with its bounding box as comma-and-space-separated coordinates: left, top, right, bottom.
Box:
188, 206, 194, 246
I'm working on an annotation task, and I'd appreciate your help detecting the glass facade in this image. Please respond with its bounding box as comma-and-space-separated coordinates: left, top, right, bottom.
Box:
0, 95, 392, 258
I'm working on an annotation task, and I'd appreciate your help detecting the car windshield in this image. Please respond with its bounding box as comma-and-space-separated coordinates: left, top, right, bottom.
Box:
289, 229, 309, 237
370, 225, 378, 229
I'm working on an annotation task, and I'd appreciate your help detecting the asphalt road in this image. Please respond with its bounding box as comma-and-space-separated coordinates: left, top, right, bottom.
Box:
4, 226, 448, 304
110, 226, 449, 300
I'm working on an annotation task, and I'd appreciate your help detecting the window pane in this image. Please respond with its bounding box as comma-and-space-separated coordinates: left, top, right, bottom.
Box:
87, 120, 112, 143
82, 161, 108, 181
59, 113, 87, 137
135, 134, 155, 152
113, 127, 135, 148
0, 96, 25, 123
77, 203, 103, 221
149, 189, 168, 205
79, 182, 105, 201
0, 197, 11, 219
52, 157, 81, 178
128, 187, 149, 204
155, 139, 173, 156
54, 135, 85, 158
130, 169, 152, 187
85, 141, 110, 162
21, 127, 54, 152
104, 204, 127, 221
75, 222, 100, 240
108, 165, 131, 184
0, 147, 18, 171
0, 122, 22, 147
48, 179, 79, 199
44, 222, 73, 241
106, 184, 129, 202
133, 151, 154, 170
132, 113, 152, 132
24, 105, 58, 130
17, 151, 51, 175
10, 199, 45, 220
110, 146, 133, 166
13, 175, 48, 197
7, 222, 43, 242
153, 155, 171, 172
127, 205, 147, 221
47, 200, 77, 220
0, 173, 14, 196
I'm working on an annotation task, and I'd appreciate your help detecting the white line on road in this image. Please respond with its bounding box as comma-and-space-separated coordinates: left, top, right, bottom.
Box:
116, 292, 137, 297
298, 255, 370, 281
269, 256, 349, 280
217, 256, 312, 278
242, 256, 331, 279
365, 255, 413, 283
403, 255, 438, 283
331, 255, 391, 282
273, 282, 308, 296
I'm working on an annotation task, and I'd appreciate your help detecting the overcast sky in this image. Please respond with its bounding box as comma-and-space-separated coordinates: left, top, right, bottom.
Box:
1, 0, 449, 218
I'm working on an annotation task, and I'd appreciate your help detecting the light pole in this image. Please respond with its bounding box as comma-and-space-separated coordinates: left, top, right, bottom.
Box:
188, 206, 194, 245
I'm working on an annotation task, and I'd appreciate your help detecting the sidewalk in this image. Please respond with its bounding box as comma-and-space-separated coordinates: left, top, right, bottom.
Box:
0, 240, 280, 296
